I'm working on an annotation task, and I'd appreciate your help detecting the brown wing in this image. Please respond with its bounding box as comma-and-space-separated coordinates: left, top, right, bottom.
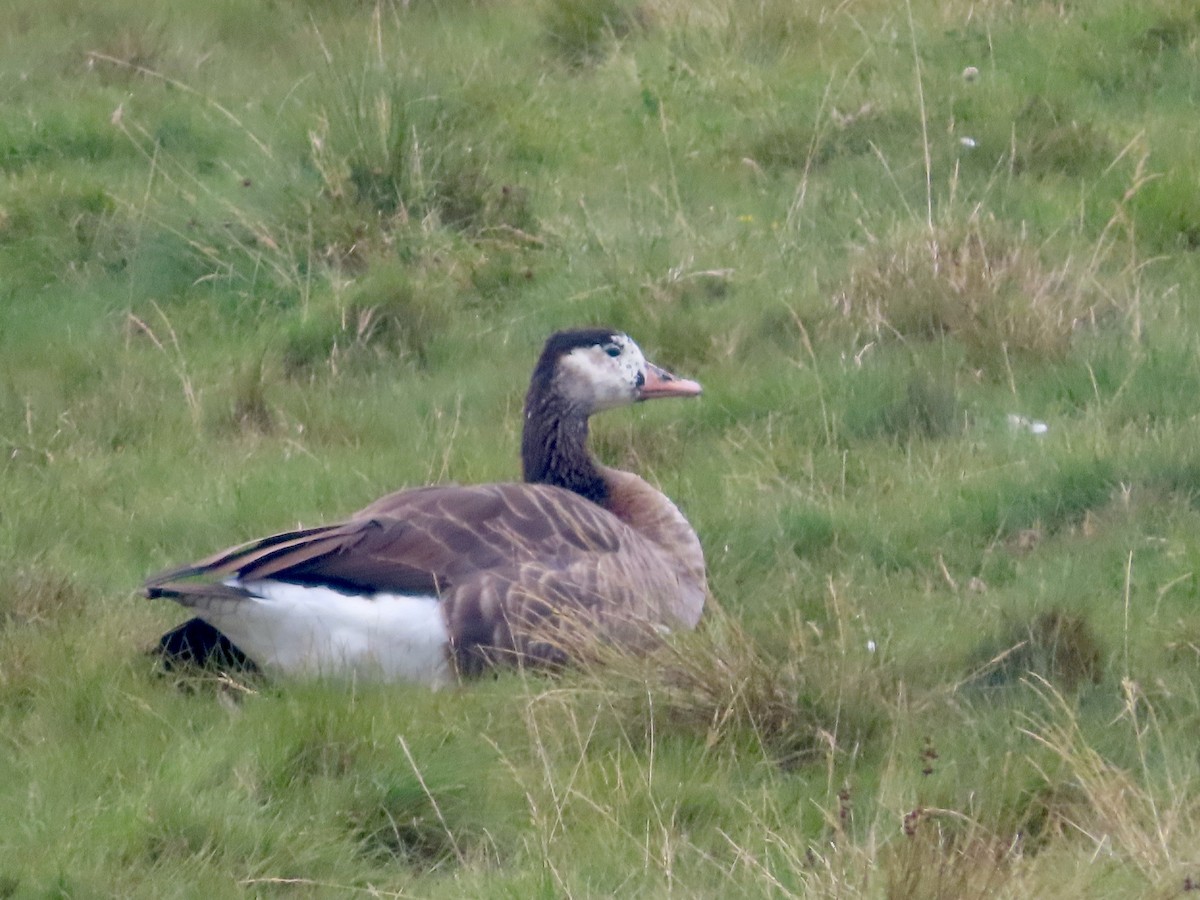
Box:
145, 482, 675, 672
143, 520, 444, 597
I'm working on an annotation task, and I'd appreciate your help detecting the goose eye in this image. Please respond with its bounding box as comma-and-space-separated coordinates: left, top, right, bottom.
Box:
602, 344, 622, 358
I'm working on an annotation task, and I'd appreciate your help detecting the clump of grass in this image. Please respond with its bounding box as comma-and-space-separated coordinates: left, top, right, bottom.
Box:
280, 314, 336, 377
248, 702, 483, 871
882, 819, 1015, 900
280, 734, 360, 790
1011, 778, 1094, 855
1010, 96, 1114, 178
0, 173, 121, 279
745, 103, 907, 173
880, 375, 960, 441
1130, 169, 1200, 252
835, 221, 1109, 371
1019, 682, 1200, 886
651, 0, 821, 59
345, 773, 466, 870
281, 262, 449, 375
848, 369, 962, 442
1097, 339, 1200, 427
341, 269, 441, 360
969, 609, 1104, 692
952, 458, 1117, 541
86, 24, 172, 83
469, 240, 538, 306
1137, 5, 1200, 53
0, 106, 129, 173
208, 356, 274, 435
566, 606, 879, 767
1165, 622, 1200, 666
643, 264, 732, 310
542, 0, 639, 66
0, 568, 87, 630
781, 507, 839, 558
309, 71, 535, 251
102, 122, 306, 300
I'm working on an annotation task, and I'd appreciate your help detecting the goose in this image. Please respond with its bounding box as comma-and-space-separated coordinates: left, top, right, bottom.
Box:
145, 328, 706, 684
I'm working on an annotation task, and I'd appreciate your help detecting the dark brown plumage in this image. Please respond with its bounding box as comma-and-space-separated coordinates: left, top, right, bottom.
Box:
146, 328, 706, 683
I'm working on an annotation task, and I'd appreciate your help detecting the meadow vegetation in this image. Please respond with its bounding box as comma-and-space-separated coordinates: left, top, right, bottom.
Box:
3, 0, 1200, 894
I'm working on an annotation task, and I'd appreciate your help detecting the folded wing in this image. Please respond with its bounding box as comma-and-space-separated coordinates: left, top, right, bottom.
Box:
145, 482, 672, 676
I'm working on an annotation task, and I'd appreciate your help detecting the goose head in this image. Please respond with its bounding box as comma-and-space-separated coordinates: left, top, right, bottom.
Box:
530, 328, 702, 416
522, 328, 701, 498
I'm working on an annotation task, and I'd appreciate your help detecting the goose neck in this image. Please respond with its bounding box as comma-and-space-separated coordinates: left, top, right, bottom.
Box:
521, 395, 608, 504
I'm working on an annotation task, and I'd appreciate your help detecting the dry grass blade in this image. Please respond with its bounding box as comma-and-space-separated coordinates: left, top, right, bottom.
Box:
556, 603, 858, 767
835, 220, 1115, 369
1019, 679, 1200, 883
881, 815, 1020, 900
87, 51, 277, 161
397, 734, 466, 867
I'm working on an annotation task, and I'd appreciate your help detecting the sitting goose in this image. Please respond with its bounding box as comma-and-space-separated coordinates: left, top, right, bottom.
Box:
146, 328, 706, 684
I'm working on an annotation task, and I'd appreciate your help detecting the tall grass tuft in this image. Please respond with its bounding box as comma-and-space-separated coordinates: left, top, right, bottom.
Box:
969, 610, 1105, 692
1020, 682, 1200, 887
835, 219, 1117, 371
281, 260, 450, 375
561, 605, 881, 767
308, 68, 535, 254
542, 0, 639, 66
0, 568, 87, 629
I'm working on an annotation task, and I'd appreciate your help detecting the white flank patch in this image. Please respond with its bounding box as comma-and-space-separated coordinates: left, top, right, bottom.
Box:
205, 579, 452, 685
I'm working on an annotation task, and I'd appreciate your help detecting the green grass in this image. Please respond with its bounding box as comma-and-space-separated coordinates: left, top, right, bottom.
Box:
3, 0, 1200, 894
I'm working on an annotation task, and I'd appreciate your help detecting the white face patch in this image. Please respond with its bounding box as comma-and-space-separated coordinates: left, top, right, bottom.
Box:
556, 333, 647, 413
